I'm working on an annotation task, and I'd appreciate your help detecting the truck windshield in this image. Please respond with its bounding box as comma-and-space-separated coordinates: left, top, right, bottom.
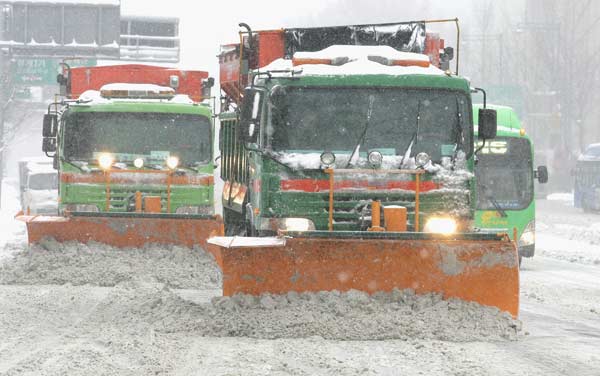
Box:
29, 173, 58, 190
269, 87, 472, 161
63, 112, 211, 165
475, 138, 533, 210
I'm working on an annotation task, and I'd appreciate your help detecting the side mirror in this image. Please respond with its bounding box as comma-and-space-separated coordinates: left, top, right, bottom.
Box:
43, 137, 57, 153
535, 165, 549, 184
201, 77, 215, 98
240, 88, 261, 144
53, 154, 59, 170
43, 114, 58, 138
478, 109, 497, 140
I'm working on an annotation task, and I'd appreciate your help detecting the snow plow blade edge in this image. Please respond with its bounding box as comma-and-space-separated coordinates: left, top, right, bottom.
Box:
207, 232, 519, 317
16, 212, 224, 249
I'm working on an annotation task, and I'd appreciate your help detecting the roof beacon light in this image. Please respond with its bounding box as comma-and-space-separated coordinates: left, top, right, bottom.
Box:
367, 55, 430, 68
100, 84, 176, 100
292, 56, 349, 67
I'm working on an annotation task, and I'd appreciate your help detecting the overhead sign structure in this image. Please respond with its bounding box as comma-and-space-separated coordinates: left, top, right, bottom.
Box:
0, 0, 120, 58
0, 1, 180, 63
120, 16, 180, 63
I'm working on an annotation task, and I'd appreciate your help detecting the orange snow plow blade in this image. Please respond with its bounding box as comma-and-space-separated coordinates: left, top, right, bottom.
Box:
207, 232, 520, 317
16, 212, 223, 249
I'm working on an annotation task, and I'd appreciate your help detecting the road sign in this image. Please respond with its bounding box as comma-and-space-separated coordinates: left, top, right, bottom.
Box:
12, 58, 96, 86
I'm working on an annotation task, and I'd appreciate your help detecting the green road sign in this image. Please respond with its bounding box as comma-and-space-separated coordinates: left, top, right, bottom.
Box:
12, 58, 96, 86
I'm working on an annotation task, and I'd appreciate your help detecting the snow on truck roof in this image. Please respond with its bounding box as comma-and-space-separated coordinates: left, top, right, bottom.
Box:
77, 84, 195, 105
262, 45, 445, 77
100, 83, 175, 94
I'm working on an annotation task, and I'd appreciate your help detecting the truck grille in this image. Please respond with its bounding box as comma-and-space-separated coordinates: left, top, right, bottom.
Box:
321, 192, 419, 231
106, 187, 168, 212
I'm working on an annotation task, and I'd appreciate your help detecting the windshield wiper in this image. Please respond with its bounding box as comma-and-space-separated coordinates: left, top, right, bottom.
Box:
345, 95, 375, 168
452, 97, 464, 162
400, 100, 421, 167
479, 182, 508, 217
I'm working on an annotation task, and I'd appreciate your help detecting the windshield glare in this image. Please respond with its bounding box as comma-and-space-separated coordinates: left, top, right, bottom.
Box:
63, 112, 211, 166
475, 138, 533, 210
268, 87, 472, 161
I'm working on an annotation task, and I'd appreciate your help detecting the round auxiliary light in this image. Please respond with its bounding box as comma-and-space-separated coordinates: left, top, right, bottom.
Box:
166, 156, 179, 170
320, 151, 336, 166
415, 152, 431, 167
98, 153, 114, 170
368, 151, 383, 167
133, 158, 144, 169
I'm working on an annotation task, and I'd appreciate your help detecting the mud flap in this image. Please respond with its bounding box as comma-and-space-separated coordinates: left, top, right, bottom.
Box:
207, 232, 519, 317
16, 212, 224, 249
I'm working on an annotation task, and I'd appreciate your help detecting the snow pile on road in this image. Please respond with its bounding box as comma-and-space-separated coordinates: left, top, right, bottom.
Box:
537, 221, 600, 265
547, 192, 574, 204
97, 285, 521, 342
0, 240, 221, 289
0, 179, 28, 260
0, 240, 520, 342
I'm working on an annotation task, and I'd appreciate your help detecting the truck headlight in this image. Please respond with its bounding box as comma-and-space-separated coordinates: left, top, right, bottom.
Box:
273, 218, 316, 232
423, 217, 457, 234
368, 151, 383, 167
175, 206, 213, 215
415, 152, 431, 167
518, 220, 535, 246
320, 152, 336, 166
97, 153, 114, 170
166, 156, 179, 170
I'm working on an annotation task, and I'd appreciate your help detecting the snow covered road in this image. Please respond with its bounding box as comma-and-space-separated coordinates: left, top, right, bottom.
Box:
0, 192, 599, 375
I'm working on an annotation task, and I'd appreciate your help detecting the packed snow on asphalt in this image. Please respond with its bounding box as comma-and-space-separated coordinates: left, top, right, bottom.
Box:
1, 177, 599, 375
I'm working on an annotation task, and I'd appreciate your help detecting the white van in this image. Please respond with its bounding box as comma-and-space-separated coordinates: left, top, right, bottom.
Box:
18, 158, 58, 215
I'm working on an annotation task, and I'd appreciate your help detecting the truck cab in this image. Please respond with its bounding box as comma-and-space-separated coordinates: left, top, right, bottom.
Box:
42, 64, 215, 216
219, 22, 497, 236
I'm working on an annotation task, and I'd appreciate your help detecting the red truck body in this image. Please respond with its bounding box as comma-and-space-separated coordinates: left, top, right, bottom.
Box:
68, 64, 209, 102
219, 23, 451, 105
